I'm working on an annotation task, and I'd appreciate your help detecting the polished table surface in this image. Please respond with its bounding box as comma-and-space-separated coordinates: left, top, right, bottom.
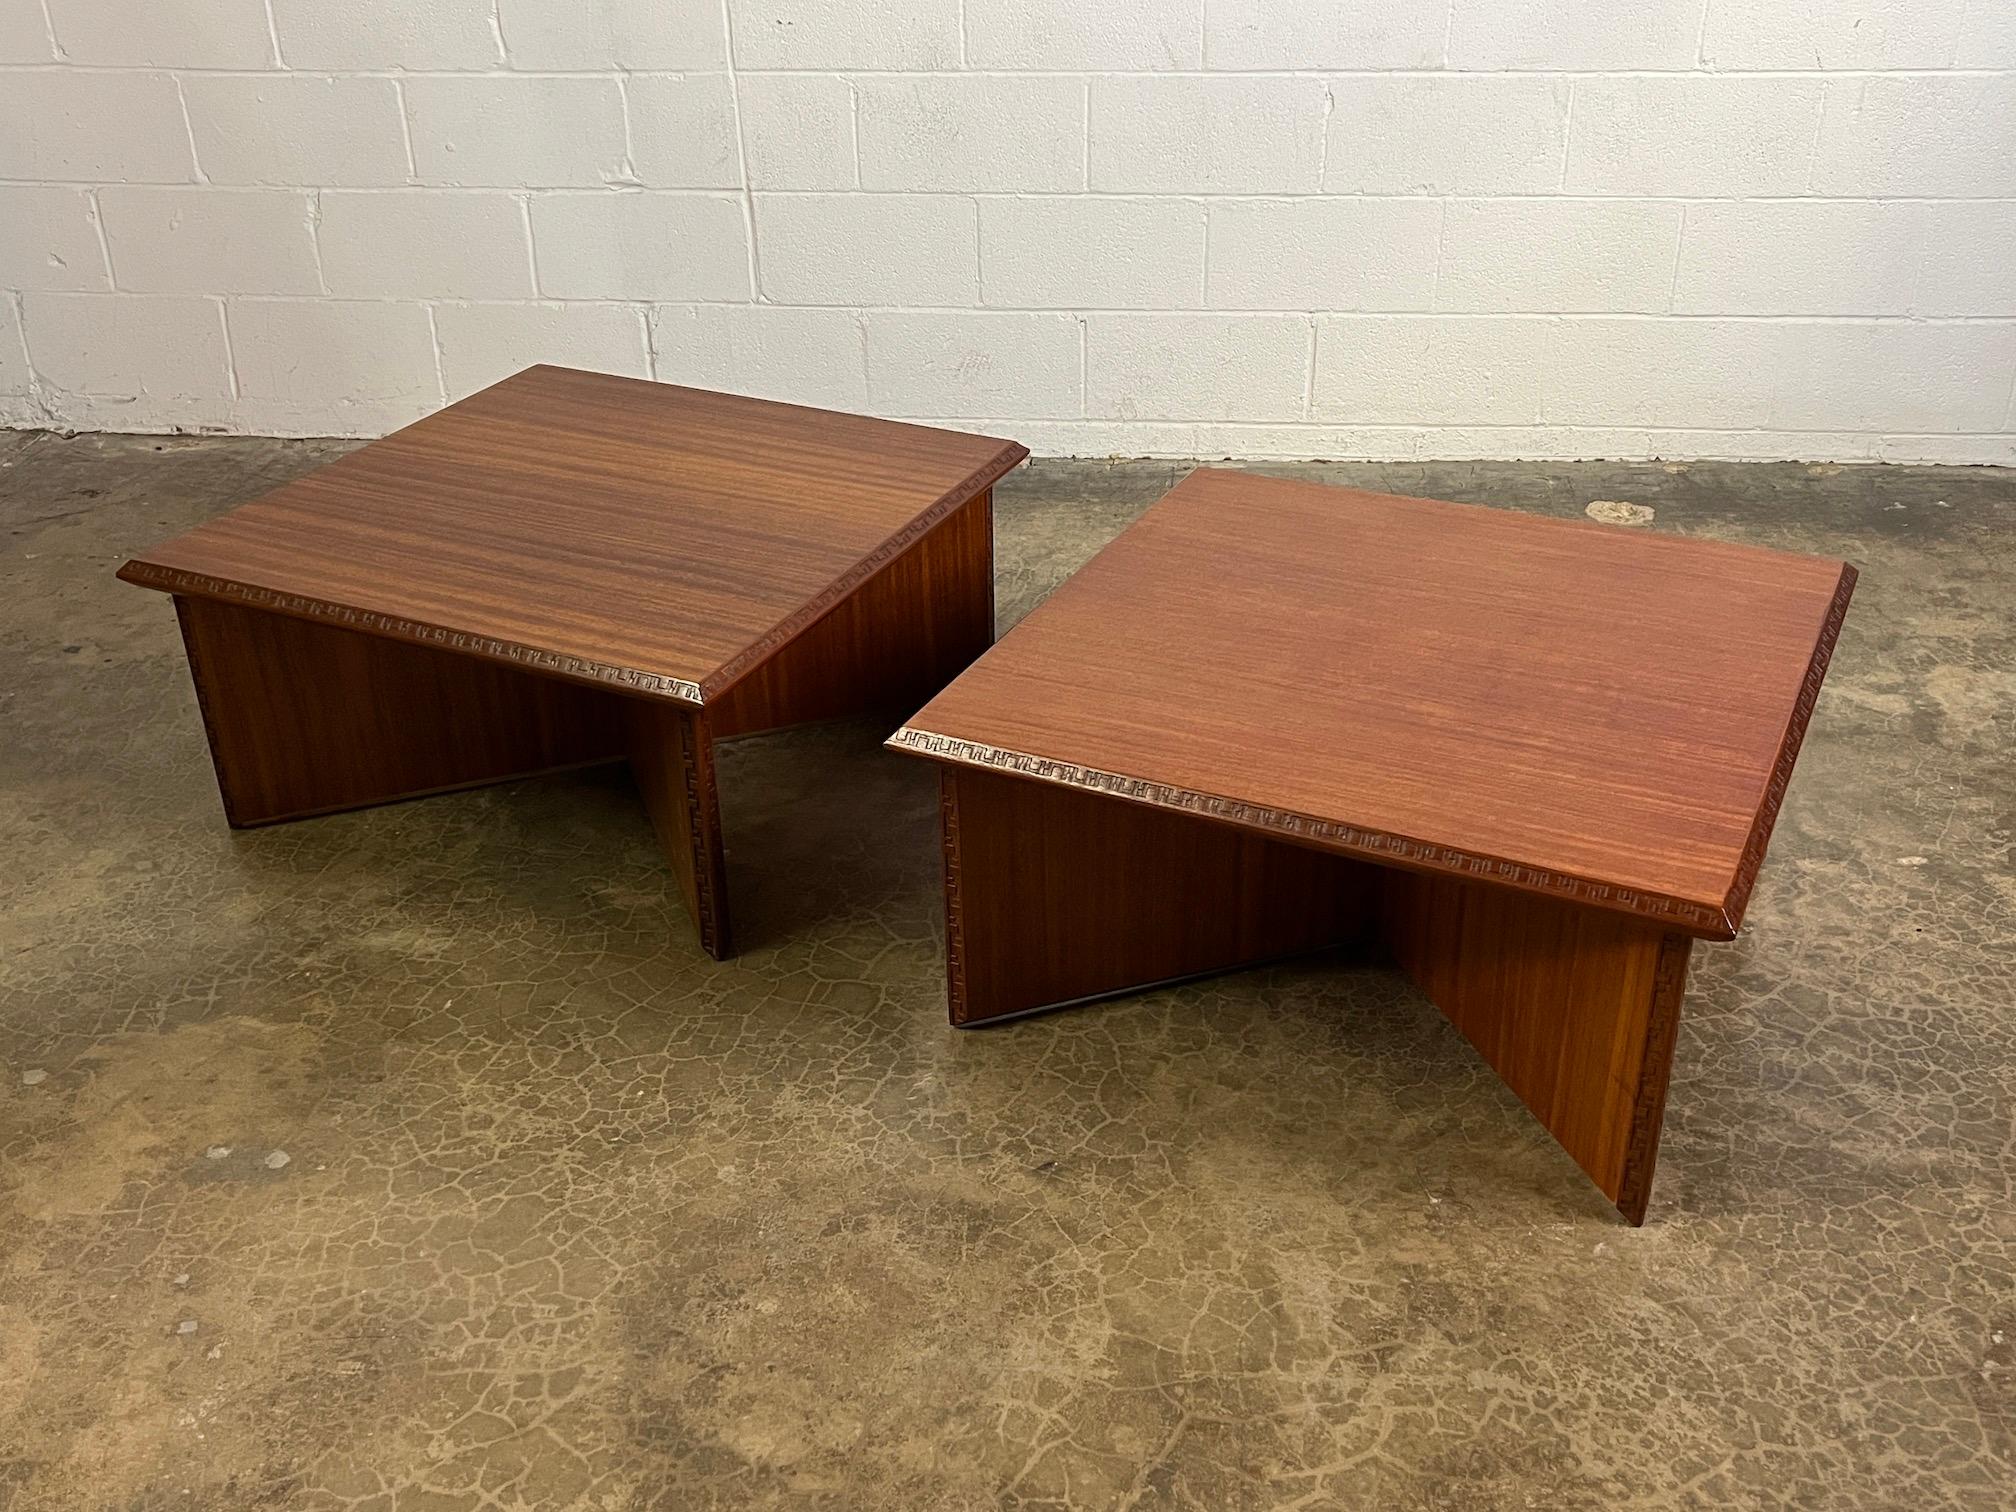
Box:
120, 365, 1026, 707
896, 467, 1856, 940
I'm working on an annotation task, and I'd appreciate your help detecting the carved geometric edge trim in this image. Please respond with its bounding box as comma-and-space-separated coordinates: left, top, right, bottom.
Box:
118, 562, 705, 705
697, 446, 1026, 701
937, 767, 970, 1025
1715, 561, 1859, 936
887, 727, 1735, 937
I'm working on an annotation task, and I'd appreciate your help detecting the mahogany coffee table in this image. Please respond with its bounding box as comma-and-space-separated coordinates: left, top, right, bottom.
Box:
891, 469, 1855, 1222
120, 365, 1025, 958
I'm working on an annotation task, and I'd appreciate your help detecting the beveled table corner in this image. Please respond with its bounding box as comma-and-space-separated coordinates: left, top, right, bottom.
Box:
890, 467, 1857, 1224
119, 364, 1027, 960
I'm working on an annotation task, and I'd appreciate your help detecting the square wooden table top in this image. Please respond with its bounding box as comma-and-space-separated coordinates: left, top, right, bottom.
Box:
118, 366, 1026, 706
894, 468, 1856, 939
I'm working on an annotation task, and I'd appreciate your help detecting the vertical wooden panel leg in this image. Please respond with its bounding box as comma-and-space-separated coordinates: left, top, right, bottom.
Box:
628, 702, 732, 960
1381, 872, 1692, 1223
940, 766, 1376, 1026
172, 594, 625, 826
708, 489, 997, 737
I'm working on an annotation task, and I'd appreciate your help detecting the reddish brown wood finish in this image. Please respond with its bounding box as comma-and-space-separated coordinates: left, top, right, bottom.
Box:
120, 365, 1025, 706
931, 763, 1694, 1221
126, 369, 1017, 958
173, 595, 624, 826
628, 703, 730, 959
897, 468, 1856, 938
710, 490, 995, 738
941, 765, 1376, 1025
1381, 871, 1693, 1224
897, 470, 1855, 1221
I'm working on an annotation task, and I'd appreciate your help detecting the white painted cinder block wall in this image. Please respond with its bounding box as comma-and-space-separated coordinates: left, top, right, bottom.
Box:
2, 0, 2014, 462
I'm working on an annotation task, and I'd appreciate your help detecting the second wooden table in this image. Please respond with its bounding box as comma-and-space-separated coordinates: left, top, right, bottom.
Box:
892, 469, 1856, 1222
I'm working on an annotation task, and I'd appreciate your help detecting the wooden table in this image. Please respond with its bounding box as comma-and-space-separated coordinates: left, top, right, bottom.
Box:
891, 469, 1856, 1222
120, 366, 1025, 959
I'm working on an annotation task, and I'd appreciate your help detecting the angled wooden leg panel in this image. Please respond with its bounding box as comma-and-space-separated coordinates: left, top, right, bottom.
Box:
173, 594, 626, 827
709, 489, 996, 738
626, 701, 732, 960
941, 766, 1377, 1026
1379, 872, 1692, 1224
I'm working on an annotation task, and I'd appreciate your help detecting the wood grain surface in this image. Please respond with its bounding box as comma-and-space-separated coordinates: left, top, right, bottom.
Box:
709, 490, 995, 739
629, 702, 731, 959
121, 366, 1025, 707
931, 761, 1694, 1220
896, 468, 1856, 937
174, 594, 625, 826
1382, 870, 1693, 1224
941, 765, 1375, 1026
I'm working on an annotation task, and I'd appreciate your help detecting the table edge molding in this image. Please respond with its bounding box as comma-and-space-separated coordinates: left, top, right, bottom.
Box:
887, 726, 1737, 937
115, 562, 706, 706
1716, 558, 1859, 935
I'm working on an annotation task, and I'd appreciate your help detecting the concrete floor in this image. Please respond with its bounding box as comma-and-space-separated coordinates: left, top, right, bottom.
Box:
0, 433, 2010, 1511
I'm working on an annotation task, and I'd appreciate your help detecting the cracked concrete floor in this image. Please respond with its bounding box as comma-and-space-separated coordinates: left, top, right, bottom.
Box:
0, 432, 2010, 1511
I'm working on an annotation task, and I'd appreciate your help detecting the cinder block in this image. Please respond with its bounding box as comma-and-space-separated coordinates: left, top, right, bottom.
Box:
967, 0, 1203, 69
98, 188, 320, 296
0, 1, 55, 62
1315, 316, 1551, 425
1206, 199, 1440, 312
1091, 77, 1326, 194
1813, 77, 2016, 197
980, 197, 1204, 310
45, 0, 275, 66
864, 311, 1082, 418
529, 193, 751, 301
1960, 2, 2016, 64
1673, 202, 1918, 317
1205, 0, 1443, 69
498, 0, 729, 69
1918, 203, 2016, 317
0, 72, 194, 182
727, 0, 959, 69
1565, 78, 1825, 197
0, 188, 111, 292
755, 194, 976, 306
434, 301, 651, 399
628, 74, 743, 190
1542, 319, 1778, 429
1438, 200, 1681, 314
21, 293, 232, 399
654, 305, 867, 411
858, 76, 1084, 193
0, 299, 27, 395
1188, 421, 1413, 461
269, 0, 500, 68
228, 298, 439, 406
1771, 322, 2016, 433
1448, 0, 1698, 69
406, 77, 629, 188
319, 193, 534, 299
1325, 78, 1570, 194
737, 76, 856, 190
183, 75, 410, 187
1702, 0, 1961, 70
1087, 313, 1310, 421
